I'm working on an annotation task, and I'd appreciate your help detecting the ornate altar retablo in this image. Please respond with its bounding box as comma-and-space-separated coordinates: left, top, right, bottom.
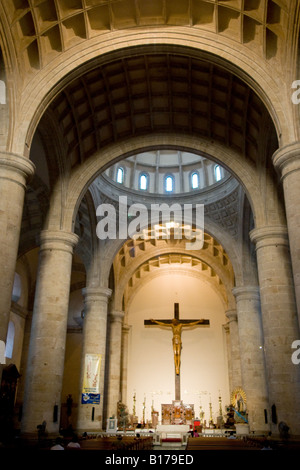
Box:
184, 405, 194, 422
161, 400, 194, 425
161, 404, 173, 424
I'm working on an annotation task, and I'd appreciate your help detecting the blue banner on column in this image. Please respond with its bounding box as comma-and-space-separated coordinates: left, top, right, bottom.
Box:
81, 393, 100, 404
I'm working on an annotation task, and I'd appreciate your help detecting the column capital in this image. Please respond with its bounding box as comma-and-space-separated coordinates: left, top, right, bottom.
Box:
39, 229, 79, 254
250, 225, 289, 249
272, 142, 300, 179
225, 309, 237, 322
82, 286, 112, 302
0, 152, 35, 184
109, 310, 125, 323
232, 286, 260, 301
122, 323, 131, 334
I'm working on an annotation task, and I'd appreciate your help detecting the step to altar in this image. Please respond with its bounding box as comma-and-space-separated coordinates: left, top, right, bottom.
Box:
154, 443, 187, 450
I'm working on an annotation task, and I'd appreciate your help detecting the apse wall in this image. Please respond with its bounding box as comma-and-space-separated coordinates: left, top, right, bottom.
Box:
126, 270, 230, 425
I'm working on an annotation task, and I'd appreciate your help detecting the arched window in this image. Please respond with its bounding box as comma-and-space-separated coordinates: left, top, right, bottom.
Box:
5, 321, 15, 359
11, 272, 21, 303
214, 164, 222, 182
0, 80, 6, 105
191, 172, 199, 189
116, 167, 124, 184
139, 173, 148, 191
165, 175, 174, 192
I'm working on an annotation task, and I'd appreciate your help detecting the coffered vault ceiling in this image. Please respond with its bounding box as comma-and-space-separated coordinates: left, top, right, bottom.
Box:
114, 233, 233, 309
27, 48, 267, 276
3, 0, 292, 75
9, 1, 281, 289
43, 50, 277, 172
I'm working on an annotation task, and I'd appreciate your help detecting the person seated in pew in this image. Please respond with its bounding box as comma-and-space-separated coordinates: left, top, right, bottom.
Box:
67, 434, 81, 449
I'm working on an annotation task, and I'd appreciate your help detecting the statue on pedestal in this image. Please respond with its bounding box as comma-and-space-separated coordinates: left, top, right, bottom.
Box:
230, 388, 248, 424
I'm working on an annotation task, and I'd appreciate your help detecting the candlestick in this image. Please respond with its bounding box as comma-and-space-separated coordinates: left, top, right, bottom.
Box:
133, 391, 136, 416
199, 405, 204, 423
209, 399, 213, 424
142, 396, 146, 424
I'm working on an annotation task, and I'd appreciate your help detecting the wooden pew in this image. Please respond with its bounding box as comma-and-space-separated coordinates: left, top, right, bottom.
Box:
186, 437, 258, 451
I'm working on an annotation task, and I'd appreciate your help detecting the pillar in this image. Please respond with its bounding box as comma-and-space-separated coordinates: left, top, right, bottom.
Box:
273, 142, 300, 324
250, 226, 300, 435
225, 309, 242, 393
106, 310, 125, 420
223, 323, 232, 390
0, 153, 34, 356
121, 324, 131, 403
21, 229, 78, 437
232, 286, 269, 432
76, 286, 112, 432
15, 310, 33, 424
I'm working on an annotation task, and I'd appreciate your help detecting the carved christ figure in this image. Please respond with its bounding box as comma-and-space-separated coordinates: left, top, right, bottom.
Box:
150, 317, 205, 375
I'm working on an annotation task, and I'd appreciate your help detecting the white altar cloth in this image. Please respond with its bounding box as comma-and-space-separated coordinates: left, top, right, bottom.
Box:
154, 425, 190, 446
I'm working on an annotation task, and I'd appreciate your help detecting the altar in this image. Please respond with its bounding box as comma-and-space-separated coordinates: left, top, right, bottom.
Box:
154, 424, 190, 447
161, 400, 194, 425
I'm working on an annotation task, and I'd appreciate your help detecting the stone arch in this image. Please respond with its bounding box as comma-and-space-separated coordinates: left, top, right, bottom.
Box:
123, 265, 229, 322
13, 34, 296, 157
111, 240, 235, 314
92, 206, 247, 293
47, 134, 269, 233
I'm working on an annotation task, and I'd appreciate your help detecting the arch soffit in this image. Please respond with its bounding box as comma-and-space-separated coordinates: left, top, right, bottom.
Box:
96, 227, 237, 313
123, 265, 230, 316
112, 243, 233, 312
14, 34, 295, 157
55, 134, 265, 232
0, 0, 297, 143
96, 212, 244, 289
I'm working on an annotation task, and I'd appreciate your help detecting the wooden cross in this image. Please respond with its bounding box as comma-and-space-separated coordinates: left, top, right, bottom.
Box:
144, 303, 209, 400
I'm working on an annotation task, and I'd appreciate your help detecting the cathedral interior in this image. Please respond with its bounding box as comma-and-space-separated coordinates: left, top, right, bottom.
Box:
0, 0, 300, 451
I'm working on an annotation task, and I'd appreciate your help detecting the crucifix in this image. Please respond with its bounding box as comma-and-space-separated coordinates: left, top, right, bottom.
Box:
144, 303, 209, 400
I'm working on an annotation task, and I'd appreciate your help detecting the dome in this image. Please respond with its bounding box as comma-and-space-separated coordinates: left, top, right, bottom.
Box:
103, 149, 229, 196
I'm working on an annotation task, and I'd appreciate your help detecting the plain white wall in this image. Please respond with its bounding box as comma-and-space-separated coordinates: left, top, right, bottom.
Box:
126, 270, 230, 425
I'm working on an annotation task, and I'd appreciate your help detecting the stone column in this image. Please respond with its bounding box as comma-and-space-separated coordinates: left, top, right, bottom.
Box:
15, 310, 33, 423
223, 323, 232, 391
232, 286, 269, 432
250, 226, 300, 435
76, 287, 112, 432
106, 310, 124, 420
225, 310, 242, 392
21, 230, 78, 437
273, 142, 300, 324
121, 324, 131, 403
0, 153, 35, 355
